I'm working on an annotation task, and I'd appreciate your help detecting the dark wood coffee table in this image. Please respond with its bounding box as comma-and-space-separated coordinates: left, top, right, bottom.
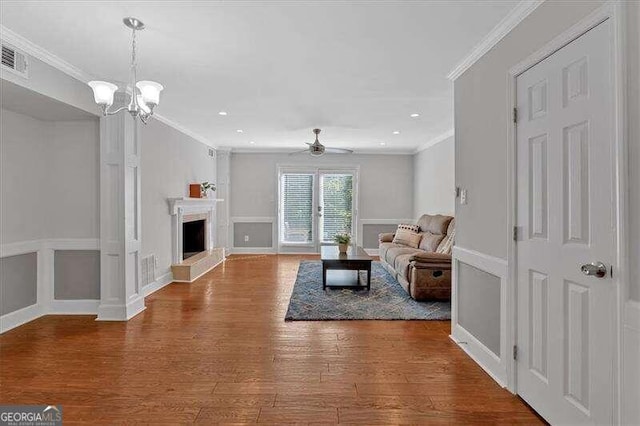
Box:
321, 245, 372, 290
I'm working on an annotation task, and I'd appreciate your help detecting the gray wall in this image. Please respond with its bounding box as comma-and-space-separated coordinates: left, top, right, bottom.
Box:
413, 136, 455, 218
455, 1, 607, 258
457, 262, 501, 356
54, 250, 100, 300
0, 108, 100, 244
454, 6, 640, 407
230, 153, 414, 250
362, 224, 398, 249
0, 108, 48, 243
453, 1, 618, 353
1, 107, 101, 310
140, 119, 216, 277
0, 253, 37, 315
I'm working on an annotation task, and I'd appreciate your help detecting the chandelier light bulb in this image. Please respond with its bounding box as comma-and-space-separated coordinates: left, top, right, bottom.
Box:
136, 81, 164, 107
88, 81, 118, 106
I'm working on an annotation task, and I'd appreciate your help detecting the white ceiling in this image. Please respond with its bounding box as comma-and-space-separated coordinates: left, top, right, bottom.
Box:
0, 1, 519, 153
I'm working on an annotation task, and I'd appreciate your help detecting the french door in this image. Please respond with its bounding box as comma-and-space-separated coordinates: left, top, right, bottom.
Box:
278, 168, 357, 252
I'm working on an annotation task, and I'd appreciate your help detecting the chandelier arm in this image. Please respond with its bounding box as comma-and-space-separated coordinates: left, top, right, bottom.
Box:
105, 106, 129, 116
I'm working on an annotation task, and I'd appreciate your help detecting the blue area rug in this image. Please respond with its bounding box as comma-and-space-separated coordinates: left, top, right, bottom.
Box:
285, 261, 451, 321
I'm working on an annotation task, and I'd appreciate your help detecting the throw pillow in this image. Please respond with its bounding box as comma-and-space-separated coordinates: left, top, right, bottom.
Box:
393, 224, 422, 248
436, 219, 456, 255
397, 223, 420, 233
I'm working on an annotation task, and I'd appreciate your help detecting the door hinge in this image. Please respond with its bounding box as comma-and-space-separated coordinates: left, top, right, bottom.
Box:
513, 226, 520, 241
513, 107, 518, 124
513, 345, 518, 360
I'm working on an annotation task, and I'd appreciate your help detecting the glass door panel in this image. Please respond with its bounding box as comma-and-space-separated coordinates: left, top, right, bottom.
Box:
280, 173, 314, 244
319, 173, 354, 244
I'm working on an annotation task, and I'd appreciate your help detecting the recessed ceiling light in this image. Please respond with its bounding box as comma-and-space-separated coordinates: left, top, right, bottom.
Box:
218, 111, 228, 116
380, 142, 386, 146
236, 129, 243, 133
393, 131, 400, 135
410, 113, 420, 118
249, 141, 255, 144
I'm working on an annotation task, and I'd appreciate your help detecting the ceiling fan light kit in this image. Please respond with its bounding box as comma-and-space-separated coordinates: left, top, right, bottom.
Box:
87, 17, 163, 124
291, 128, 354, 156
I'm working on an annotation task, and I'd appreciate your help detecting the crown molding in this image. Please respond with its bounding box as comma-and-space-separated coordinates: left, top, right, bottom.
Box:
152, 114, 216, 149
447, 0, 545, 81
0, 25, 92, 82
414, 129, 454, 153
0, 25, 216, 148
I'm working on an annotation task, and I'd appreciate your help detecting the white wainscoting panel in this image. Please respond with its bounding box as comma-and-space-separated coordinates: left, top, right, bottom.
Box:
230, 217, 277, 254
0, 238, 174, 333
451, 246, 509, 387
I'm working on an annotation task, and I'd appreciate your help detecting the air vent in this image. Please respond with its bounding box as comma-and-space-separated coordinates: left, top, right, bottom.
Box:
1, 44, 28, 78
141, 254, 156, 286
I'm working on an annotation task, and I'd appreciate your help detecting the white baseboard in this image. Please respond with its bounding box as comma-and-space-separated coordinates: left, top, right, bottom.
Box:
142, 272, 174, 297
451, 324, 507, 387
0, 303, 44, 333
96, 295, 146, 321
49, 299, 99, 314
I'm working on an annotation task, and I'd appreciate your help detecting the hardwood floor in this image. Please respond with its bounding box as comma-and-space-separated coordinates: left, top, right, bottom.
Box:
0, 255, 543, 424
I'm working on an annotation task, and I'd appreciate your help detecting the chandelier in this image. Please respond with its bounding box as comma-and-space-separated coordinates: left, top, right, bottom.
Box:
87, 17, 163, 124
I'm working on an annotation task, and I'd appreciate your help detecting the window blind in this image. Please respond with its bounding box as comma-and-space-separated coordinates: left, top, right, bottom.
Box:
281, 173, 313, 243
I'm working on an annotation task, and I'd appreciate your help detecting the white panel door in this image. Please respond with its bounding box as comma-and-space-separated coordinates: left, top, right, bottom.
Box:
516, 20, 616, 425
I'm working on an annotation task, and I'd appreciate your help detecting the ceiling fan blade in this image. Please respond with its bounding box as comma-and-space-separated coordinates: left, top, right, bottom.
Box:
324, 147, 354, 154
289, 149, 310, 156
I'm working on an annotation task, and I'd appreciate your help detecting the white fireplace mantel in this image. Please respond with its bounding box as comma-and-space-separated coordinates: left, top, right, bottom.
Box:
167, 197, 224, 216
167, 197, 224, 264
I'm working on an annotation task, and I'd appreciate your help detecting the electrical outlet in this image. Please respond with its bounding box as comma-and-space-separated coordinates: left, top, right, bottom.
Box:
244, 235, 249, 242
460, 189, 468, 205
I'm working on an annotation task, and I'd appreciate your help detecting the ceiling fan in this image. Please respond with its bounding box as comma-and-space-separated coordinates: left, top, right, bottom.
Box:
290, 129, 354, 156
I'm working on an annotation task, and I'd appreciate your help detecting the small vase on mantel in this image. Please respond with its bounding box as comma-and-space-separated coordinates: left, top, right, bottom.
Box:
338, 243, 348, 254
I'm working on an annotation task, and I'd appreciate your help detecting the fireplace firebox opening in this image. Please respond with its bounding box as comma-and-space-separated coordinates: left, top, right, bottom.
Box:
183, 219, 206, 259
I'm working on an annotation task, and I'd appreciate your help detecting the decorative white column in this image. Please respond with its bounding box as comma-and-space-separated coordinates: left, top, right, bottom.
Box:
97, 92, 145, 320
216, 149, 231, 250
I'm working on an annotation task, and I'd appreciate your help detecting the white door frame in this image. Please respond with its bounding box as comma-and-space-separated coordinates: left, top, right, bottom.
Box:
276, 164, 360, 253
505, 1, 628, 422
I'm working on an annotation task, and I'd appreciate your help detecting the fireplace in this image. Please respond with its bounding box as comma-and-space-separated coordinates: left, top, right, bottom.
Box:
168, 197, 224, 282
183, 219, 206, 259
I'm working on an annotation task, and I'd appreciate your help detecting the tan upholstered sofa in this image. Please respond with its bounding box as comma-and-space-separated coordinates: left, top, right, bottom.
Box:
378, 214, 455, 301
